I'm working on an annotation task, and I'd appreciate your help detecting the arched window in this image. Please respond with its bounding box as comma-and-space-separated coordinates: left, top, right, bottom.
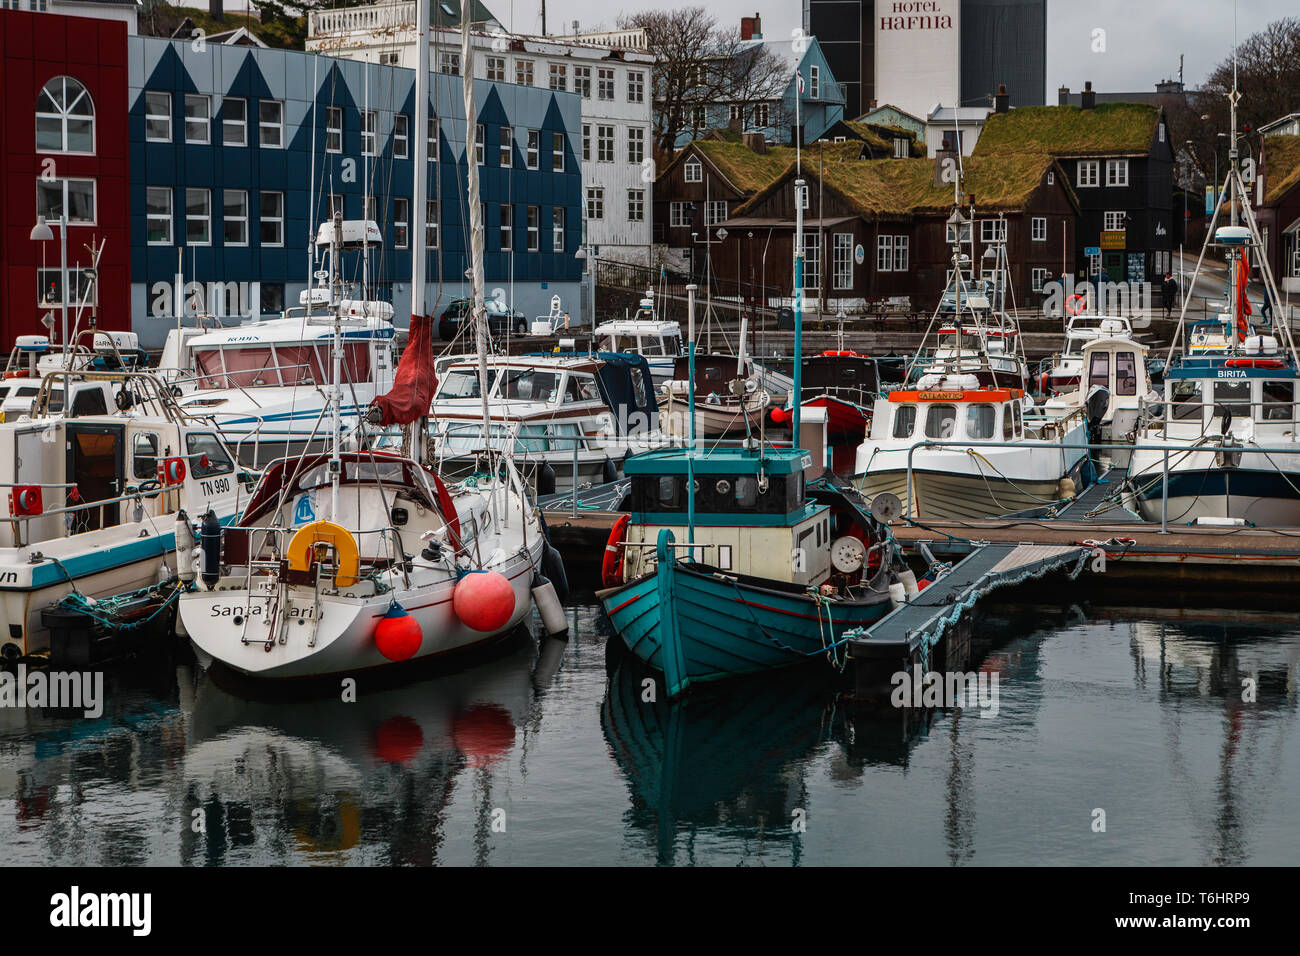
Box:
36, 76, 94, 154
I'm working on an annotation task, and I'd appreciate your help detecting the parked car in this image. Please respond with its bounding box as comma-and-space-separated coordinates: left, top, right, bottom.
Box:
438, 297, 528, 341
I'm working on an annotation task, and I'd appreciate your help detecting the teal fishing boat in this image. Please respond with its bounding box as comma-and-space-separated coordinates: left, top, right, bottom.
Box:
597, 446, 898, 697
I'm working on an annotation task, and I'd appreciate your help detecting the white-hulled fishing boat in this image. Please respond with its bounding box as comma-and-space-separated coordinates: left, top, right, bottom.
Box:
1124, 81, 1300, 526
855, 202, 1089, 519
0, 370, 244, 658
176, 11, 556, 678
592, 290, 683, 386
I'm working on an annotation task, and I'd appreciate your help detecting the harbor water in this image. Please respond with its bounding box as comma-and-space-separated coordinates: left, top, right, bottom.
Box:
1, 598, 1298, 866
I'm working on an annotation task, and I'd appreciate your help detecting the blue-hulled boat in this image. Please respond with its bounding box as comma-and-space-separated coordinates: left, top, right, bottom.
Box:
598, 446, 898, 697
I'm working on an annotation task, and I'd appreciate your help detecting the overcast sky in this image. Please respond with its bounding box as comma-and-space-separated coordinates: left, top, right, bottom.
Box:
484, 0, 1297, 96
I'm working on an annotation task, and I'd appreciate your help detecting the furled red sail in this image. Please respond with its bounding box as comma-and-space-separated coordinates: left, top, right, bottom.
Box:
1235, 248, 1252, 339
371, 313, 437, 425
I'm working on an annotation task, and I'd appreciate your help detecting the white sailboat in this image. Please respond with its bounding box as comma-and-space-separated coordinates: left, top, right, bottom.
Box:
176, 10, 555, 678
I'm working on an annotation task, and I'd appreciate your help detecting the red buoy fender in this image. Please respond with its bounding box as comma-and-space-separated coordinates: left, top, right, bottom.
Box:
1066, 294, 1087, 316
602, 514, 631, 587
452, 569, 515, 632
374, 602, 422, 661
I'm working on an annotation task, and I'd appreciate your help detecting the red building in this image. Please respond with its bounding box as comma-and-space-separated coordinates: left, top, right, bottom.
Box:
0, 9, 131, 347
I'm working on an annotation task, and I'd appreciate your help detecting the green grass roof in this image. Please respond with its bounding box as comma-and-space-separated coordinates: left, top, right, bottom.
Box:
1264, 135, 1300, 205
974, 103, 1161, 158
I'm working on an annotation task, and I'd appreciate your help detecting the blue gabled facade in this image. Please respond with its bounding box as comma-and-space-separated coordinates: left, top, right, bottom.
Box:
127, 37, 582, 347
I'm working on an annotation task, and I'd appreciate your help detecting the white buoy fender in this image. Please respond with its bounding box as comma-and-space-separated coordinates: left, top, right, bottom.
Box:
532, 578, 568, 636
888, 582, 906, 608
175, 515, 195, 583
899, 569, 919, 598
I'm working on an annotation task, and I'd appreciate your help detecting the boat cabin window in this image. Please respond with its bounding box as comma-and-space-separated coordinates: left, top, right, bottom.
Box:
1115, 351, 1138, 396
1170, 380, 1203, 421
1002, 404, 1013, 440
71, 387, 108, 417
502, 369, 560, 402
631, 472, 802, 516
1213, 380, 1250, 418
1262, 381, 1295, 422
1012, 402, 1022, 437
132, 433, 159, 479
187, 432, 234, 478
924, 404, 957, 440
438, 368, 497, 399
566, 373, 600, 403
1088, 352, 1110, 390
630, 367, 649, 409
966, 404, 996, 440
892, 405, 916, 438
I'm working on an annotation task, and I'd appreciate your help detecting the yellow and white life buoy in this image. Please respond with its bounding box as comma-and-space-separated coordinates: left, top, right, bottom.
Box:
287, 520, 360, 587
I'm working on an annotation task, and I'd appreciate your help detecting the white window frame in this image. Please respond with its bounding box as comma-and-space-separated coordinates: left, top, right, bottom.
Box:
596, 125, 614, 163
755, 103, 770, 127
258, 99, 283, 149
526, 129, 539, 169
222, 97, 247, 147
36, 177, 96, 225
439, 51, 460, 76
500, 203, 513, 251
1104, 210, 1126, 232
145, 91, 171, 142
515, 59, 534, 86
185, 187, 211, 246
362, 110, 378, 157
1105, 158, 1129, 187
1032, 217, 1047, 241
426, 199, 439, 249
809, 65, 820, 99
670, 201, 688, 227
325, 106, 343, 153
980, 219, 1007, 243
549, 63, 566, 91
1031, 267, 1047, 292
877, 235, 895, 272
184, 93, 210, 144
260, 191, 284, 247
526, 205, 539, 251
393, 114, 409, 159
146, 186, 172, 245
892, 235, 909, 272
223, 189, 248, 246
574, 66, 591, 98
705, 200, 727, 226
1077, 159, 1099, 187
628, 189, 645, 223
36, 76, 95, 154
628, 70, 644, 103
586, 187, 604, 221
832, 233, 853, 290
475, 123, 484, 165
802, 233, 820, 290
486, 56, 505, 83
684, 159, 702, 183
627, 126, 644, 165
394, 196, 409, 249
597, 67, 615, 101
553, 131, 565, 172
552, 206, 565, 252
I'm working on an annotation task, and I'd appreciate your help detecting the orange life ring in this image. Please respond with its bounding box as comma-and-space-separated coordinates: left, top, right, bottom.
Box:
3, 370, 30, 379
602, 513, 630, 587
1065, 294, 1088, 316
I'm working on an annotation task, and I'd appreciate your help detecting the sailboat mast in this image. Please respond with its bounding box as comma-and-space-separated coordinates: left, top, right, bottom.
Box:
330, 216, 342, 519
462, 18, 491, 438
412, 0, 429, 320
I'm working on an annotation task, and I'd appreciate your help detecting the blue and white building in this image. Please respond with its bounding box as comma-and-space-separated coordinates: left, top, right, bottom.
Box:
128, 35, 583, 347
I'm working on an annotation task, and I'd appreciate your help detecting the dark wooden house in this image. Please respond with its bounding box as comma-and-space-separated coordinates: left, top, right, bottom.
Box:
1258, 134, 1300, 301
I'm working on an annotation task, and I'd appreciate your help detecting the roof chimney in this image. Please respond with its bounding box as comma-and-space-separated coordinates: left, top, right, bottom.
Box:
994, 83, 1009, 114
1081, 81, 1096, 110
741, 13, 763, 40
743, 132, 767, 154
1058, 85, 1069, 107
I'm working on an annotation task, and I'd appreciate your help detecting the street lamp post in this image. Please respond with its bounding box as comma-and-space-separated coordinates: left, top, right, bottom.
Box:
30, 215, 67, 356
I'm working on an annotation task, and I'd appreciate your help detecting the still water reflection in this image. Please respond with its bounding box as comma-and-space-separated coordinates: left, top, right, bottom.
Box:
1, 601, 1297, 866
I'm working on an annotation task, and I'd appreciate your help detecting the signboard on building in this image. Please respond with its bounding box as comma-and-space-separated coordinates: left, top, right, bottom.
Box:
1100, 231, 1126, 250
1084, 246, 1100, 256
874, 1, 960, 123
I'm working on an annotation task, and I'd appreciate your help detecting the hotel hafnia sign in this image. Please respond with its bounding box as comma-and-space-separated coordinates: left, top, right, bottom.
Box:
875, 0, 960, 123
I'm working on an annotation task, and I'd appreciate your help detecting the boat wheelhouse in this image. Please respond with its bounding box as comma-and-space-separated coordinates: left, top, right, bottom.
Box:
1044, 314, 1138, 394
658, 354, 770, 439
599, 446, 896, 697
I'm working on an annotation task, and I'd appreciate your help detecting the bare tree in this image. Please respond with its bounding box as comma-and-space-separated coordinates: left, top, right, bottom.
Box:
1171, 17, 1300, 186
715, 28, 790, 135
620, 8, 721, 156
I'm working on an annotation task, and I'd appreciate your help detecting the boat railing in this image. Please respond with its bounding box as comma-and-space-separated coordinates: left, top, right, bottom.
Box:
1151, 397, 1300, 429
3, 479, 172, 547
226, 522, 415, 591
898, 437, 1300, 531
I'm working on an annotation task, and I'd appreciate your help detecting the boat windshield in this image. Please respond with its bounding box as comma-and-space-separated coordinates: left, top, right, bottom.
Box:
500, 369, 561, 402
437, 368, 498, 399
193, 344, 371, 389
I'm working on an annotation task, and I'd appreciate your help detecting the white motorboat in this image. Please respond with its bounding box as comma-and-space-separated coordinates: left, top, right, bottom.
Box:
1042, 313, 1138, 395
0, 371, 244, 658
592, 290, 683, 386
658, 353, 770, 439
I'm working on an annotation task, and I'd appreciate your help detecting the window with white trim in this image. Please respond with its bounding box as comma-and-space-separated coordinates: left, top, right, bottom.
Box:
260, 191, 284, 246
515, 60, 534, 87
892, 235, 909, 271
893, 137, 908, 158
705, 200, 727, 225
832, 233, 853, 290
684, 159, 702, 182
1105, 159, 1129, 187
362, 110, 377, 157
184, 94, 209, 144
426, 199, 439, 248
428, 117, 437, 162
628, 70, 644, 103
755, 103, 769, 127
394, 197, 409, 248
145, 91, 171, 142
582, 124, 590, 161
475, 123, 484, 165
1031, 217, 1047, 241
499, 125, 512, 166
499, 203, 512, 251
223, 189, 248, 245
573, 66, 591, 98
526, 205, 539, 251
552, 207, 565, 252
222, 97, 246, 146
598, 68, 614, 101
36, 76, 94, 153
670, 202, 689, 227
486, 56, 505, 83
393, 114, 409, 159
553, 131, 565, 172
549, 63, 566, 91
1077, 159, 1099, 187
802, 233, 820, 291
439, 51, 460, 76
258, 100, 283, 148
1031, 267, 1048, 291
37, 268, 94, 308
628, 189, 645, 223
36, 177, 95, 224
877, 235, 894, 271
627, 126, 644, 165
326, 106, 343, 153
597, 125, 614, 163
526, 129, 539, 169
146, 187, 171, 245
980, 219, 1007, 243
586, 187, 604, 220
185, 188, 211, 245
1104, 210, 1126, 231
809, 65, 820, 99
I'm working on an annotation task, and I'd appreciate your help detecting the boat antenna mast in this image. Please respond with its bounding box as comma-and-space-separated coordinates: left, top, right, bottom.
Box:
462, 13, 494, 460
